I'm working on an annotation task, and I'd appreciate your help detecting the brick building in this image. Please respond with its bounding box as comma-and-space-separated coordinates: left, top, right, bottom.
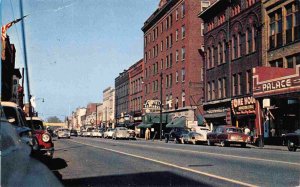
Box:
252, 0, 300, 143
141, 0, 209, 132
115, 70, 129, 124
199, 0, 263, 131
128, 59, 144, 127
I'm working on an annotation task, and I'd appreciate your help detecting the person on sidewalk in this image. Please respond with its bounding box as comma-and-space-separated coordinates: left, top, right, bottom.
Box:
145, 128, 150, 140
244, 126, 250, 135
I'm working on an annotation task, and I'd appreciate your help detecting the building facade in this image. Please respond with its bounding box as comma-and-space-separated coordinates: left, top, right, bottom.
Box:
103, 87, 115, 128
115, 70, 129, 124
128, 59, 144, 126
141, 0, 209, 131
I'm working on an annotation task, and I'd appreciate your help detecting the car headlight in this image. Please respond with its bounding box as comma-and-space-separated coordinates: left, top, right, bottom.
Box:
42, 133, 51, 143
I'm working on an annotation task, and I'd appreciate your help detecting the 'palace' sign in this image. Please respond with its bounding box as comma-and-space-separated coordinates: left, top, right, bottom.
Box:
253, 65, 300, 97
231, 97, 256, 115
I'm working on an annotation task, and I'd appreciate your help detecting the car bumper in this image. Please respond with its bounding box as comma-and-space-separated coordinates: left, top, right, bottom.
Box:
39, 147, 54, 158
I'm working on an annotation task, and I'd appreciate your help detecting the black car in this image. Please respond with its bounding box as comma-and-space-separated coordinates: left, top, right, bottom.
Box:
164, 128, 189, 143
70, 129, 78, 137
284, 129, 300, 152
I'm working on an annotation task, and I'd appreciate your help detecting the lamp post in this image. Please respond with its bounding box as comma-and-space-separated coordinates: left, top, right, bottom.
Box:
159, 72, 163, 141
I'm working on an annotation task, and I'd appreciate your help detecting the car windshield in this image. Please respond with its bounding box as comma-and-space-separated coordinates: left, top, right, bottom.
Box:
28, 120, 44, 130
226, 128, 242, 133
2, 106, 19, 126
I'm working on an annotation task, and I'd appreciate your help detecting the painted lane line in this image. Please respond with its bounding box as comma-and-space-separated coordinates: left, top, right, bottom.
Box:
84, 138, 300, 167
70, 139, 258, 187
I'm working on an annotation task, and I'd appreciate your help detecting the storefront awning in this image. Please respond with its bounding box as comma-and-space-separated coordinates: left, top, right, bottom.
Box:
137, 123, 152, 129
203, 112, 226, 119
143, 113, 168, 124
166, 116, 186, 128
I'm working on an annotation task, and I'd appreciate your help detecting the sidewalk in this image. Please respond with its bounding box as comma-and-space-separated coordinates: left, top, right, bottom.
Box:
136, 138, 289, 151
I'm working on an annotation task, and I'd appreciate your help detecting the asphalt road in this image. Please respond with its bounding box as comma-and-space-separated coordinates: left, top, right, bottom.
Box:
48, 137, 300, 187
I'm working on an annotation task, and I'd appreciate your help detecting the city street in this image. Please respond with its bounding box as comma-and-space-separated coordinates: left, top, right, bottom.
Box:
48, 137, 300, 187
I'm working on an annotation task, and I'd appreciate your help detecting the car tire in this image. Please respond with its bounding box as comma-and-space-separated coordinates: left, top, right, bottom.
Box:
241, 143, 246, 148
288, 140, 297, 152
207, 139, 214, 146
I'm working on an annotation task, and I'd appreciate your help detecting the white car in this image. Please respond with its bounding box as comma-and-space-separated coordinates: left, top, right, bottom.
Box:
112, 127, 130, 140
104, 128, 115, 138
57, 128, 71, 139
90, 130, 102, 138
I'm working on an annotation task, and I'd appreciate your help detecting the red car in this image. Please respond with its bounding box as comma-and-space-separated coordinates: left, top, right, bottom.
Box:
26, 117, 54, 159
207, 125, 250, 147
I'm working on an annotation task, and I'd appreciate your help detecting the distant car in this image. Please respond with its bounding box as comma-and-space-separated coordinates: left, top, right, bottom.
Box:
26, 117, 54, 159
90, 129, 102, 138
182, 131, 206, 145
1, 102, 35, 150
70, 129, 78, 137
112, 127, 130, 140
57, 128, 71, 139
165, 128, 190, 143
207, 126, 250, 147
104, 128, 115, 139
284, 129, 300, 152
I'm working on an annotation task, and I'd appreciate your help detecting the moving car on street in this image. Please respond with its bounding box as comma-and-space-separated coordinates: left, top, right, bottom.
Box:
112, 127, 130, 140
90, 129, 103, 138
284, 129, 300, 152
70, 129, 78, 137
207, 126, 250, 147
165, 128, 189, 143
104, 128, 115, 139
26, 117, 54, 159
57, 128, 71, 139
182, 131, 206, 145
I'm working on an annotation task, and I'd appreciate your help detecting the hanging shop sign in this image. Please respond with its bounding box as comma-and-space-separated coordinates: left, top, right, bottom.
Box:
253, 65, 300, 97
231, 96, 256, 115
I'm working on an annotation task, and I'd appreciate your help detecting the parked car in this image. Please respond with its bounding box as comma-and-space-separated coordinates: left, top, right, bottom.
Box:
26, 117, 54, 159
104, 128, 115, 139
57, 128, 71, 139
1, 102, 35, 150
182, 131, 206, 145
207, 126, 250, 147
70, 129, 78, 137
90, 129, 102, 138
128, 129, 136, 140
112, 127, 130, 140
283, 129, 300, 152
1, 119, 63, 187
165, 128, 190, 143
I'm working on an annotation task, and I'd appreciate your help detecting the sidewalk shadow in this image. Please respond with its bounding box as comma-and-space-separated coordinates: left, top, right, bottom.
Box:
63, 171, 212, 187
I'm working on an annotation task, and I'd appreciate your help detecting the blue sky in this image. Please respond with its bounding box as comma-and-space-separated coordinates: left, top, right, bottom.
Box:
2, 0, 158, 120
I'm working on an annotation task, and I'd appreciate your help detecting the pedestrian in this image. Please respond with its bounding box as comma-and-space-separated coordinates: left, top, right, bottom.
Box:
145, 128, 150, 140
244, 126, 250, 135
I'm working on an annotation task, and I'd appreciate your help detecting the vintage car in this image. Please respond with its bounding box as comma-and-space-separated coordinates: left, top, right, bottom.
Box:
90, 129, 103, 138
128, 129, 136, 140
207, 125, 250, 147
104, 128, 115, 138
165, 128, 190, 143
1, 102, 35, 150
1, 119, 63, 187
112, 127, 130, 140
70, 129, 78, 137
26, 117, 54, 159
284, 129, 300, 152
57, 128, 71, 139
182, 131, 207, 144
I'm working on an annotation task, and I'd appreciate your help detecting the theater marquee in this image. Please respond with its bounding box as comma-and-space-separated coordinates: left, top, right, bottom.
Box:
253, 65, 300, 97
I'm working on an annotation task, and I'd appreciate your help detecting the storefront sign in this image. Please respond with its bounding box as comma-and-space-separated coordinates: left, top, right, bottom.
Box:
231, 97, 256, 115
144, 100, 161, 110
206, 107, 227, 114
253, 65, 300, 97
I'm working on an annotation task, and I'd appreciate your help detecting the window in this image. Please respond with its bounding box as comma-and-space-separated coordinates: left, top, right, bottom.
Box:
201, 1, 210, 12
238, 73, 242, 95
247, 0, 256, 7
169, 14, 173, 27
170, 34, 173, 48
176, 9, 179, 20
207, 82, 211, 101
145, 52, 147, 63
176, 50, 179, 62
287, 56, 294, 68
222, 78, 226, 98
269, 59, 283, 67
161, 59, 164, 69
166, 56, 169, 68
169, 53, 173, 67
166, 36, 169, 48
182, 47, 186, 60
218, 42, 223, 64
161, 41, 163, 51
207, 48, 211, 69
182, 25, 186, 38
232, 35, 238, 59
181, 2, 185, 18
296, 53, 300, 65
295, 3, 300, 40
285, 3, 300, 43
182, 68, 185, 82
176, 71, 179, 82
246, 70, 252, 94
231, 4, 240, 17
182, 91, 185, 107
286, 5, 293, 43
161, 22, 163, 33
169, 74, 173, 88
285, 53, 300, 68
211, 81, 215, 100
176, 29, 178, 41
246, 28, 252, 54
232, 74, 238, 96
166, 75, 169, 88
218, 79, 222, 99
201, 23, 204, 36
211, 46, 214, 67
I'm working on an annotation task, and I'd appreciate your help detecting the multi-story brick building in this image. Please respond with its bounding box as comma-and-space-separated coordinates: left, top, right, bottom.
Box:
115, 70, 129, 124
252, 0, 300, 143
199, 0, 262, 132
142, 0, 209, 131
102, 87, 115, 128
128, 59, 144, 126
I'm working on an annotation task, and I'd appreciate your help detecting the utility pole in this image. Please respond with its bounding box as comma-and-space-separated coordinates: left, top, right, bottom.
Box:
159, 72, 163, 141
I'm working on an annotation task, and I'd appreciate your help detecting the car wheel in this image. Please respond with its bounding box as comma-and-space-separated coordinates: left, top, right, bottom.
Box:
207, 139, 214, 146
288, 140, 297, 152
241, 143, 246, 148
